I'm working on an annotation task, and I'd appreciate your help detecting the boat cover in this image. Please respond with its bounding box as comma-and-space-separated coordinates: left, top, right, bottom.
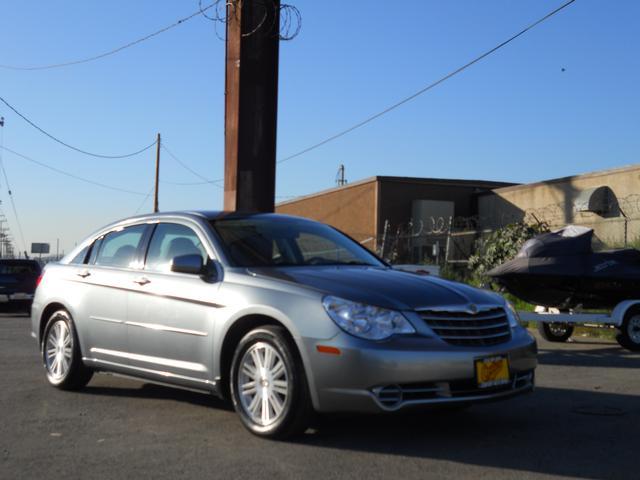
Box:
488, 226, 640, 308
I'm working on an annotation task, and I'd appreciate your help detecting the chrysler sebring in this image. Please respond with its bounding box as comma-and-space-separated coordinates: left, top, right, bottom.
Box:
31, 211, 537, 438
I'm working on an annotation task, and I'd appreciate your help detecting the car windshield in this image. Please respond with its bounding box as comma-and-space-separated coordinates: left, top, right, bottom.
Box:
212, 217, 384, 268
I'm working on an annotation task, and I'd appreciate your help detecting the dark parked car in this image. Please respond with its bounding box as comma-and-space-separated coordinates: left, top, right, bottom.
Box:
0, 259, 42, 312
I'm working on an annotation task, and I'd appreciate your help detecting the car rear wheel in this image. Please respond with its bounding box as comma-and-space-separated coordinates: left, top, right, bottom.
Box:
42, 310, 93, 390
230, 326, 312, 439
616, 311, 640, 352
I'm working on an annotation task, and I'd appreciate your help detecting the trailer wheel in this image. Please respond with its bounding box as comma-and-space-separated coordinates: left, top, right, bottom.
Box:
616, 311, 640, 352
537, 322, 574, 342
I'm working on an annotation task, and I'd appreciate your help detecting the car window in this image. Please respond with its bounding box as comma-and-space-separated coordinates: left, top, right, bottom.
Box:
145, 223, 207, 272
94, 225, 146, 269
0, 262, 40, 275
69, 246, 90, 265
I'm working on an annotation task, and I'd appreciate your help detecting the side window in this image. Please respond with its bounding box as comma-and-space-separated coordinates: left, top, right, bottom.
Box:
145, 223, 207, 273
69, 245, 90, 265
94, 225, 146, 269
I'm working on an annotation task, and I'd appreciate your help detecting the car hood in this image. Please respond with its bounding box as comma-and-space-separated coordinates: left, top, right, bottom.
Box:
248, 266, 503, 311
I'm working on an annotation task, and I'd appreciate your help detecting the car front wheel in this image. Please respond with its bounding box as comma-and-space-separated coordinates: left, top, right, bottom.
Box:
42, 310, 93, 390
230, 325, 312, 439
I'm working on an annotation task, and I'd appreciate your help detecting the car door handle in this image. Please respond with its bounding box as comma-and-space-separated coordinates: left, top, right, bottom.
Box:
76, 270, 91, 278
133, 277, 151, 286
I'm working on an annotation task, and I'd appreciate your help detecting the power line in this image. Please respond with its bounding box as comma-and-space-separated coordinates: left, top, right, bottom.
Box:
277, 0, 577, 165
0, 153, 27, 256
0, 145, 147, 196
0, 96, 157, 159
134, 185, 156, 215
0, 124, 23, 256
160, 143, 223, 188
0, 3, 217, 71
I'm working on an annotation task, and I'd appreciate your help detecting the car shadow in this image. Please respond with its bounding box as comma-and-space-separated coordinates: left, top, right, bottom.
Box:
80, 382, 233, 411
77, 376, 639, 479
295, 386, 639, 480
538, 345, 640, 369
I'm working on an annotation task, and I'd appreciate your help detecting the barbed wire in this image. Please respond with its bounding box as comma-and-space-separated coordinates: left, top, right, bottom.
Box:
379, 194, 640, 240
279, 4, 302, 41
200, 0, 301, 41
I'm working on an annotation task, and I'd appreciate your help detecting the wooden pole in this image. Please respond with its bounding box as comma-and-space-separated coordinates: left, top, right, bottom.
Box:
154, 133, 161, 213
224, 0, 280, 212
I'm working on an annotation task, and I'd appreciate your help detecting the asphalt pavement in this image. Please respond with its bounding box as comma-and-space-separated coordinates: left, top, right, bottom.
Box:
1, 314, 639, 480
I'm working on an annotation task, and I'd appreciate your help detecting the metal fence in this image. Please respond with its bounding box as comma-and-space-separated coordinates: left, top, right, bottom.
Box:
377, 198, 640, 267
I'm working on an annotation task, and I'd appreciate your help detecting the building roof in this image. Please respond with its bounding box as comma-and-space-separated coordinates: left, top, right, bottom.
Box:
276, 175, 517, 207
488, 163, 640, 195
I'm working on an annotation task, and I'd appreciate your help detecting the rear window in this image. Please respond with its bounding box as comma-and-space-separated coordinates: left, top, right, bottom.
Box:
94, 225, 146, 268
0, 262, 40, 275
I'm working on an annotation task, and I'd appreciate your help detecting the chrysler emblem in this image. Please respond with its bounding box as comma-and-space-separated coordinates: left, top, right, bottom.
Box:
468, 304, 478, 314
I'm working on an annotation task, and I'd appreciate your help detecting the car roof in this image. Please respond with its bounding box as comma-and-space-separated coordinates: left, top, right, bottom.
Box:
119, 210, 312, 224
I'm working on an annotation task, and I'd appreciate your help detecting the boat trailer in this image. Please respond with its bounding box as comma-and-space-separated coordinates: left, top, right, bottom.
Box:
519, 301, 640, 351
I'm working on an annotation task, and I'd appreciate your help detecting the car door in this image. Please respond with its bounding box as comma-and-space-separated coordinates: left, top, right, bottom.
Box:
76, 224, 148, 367
125, 221, 222, 389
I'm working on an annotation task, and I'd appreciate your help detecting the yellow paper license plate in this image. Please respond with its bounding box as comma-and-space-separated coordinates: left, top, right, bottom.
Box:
475, 356, 510, 388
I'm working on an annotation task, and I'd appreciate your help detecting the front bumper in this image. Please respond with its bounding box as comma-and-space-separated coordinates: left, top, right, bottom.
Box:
304, 327, 537, 413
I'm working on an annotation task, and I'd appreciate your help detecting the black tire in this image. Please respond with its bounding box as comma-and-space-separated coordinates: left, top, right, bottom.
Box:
229, 325, 312, 439
616, 310, 640, 352
537, 322, 574, 342
41, 309, 93, 390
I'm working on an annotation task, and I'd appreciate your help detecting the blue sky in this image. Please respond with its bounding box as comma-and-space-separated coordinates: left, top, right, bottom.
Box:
0, 0, 638, 255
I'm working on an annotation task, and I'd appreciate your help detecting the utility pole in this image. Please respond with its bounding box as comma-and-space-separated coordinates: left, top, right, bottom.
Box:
154, 133, 161, 213
336, 164, 347, 187
224, 0, 280, 212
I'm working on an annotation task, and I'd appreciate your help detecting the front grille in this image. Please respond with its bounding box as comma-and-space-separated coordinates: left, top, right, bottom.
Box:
419, 307, 511, 346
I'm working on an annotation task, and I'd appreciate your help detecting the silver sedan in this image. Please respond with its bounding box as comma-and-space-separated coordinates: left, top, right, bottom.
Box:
31, 211, 537, 438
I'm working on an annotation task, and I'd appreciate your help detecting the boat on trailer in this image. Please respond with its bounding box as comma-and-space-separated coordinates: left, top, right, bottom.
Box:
487, 225, 640, 310
488, 226, 640, 351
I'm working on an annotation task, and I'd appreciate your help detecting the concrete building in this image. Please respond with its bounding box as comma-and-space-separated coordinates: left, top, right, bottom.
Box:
479, 164, 640, 245
275, 176, 514, 253
276, 164, 640, 260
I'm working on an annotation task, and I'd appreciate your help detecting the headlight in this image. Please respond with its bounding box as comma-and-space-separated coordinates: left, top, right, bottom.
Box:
505, 301, 521, 328
322, 296, 415, 340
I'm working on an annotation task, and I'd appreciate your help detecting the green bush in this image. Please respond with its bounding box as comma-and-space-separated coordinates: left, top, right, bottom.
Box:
468, 222, 549, 284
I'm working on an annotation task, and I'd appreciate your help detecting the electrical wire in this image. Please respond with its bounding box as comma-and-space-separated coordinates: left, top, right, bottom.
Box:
277, 0, 576, 165
0, 96, 157, 159
133, 185, 156, 215
0, 3, 217, 71
0, 146, 147, 196
160, 143, 223, 188
0, 151, 28, 255
0, 125, 25, 256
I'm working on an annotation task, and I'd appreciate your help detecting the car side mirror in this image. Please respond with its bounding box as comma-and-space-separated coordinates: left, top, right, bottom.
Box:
171, 254, 204, 275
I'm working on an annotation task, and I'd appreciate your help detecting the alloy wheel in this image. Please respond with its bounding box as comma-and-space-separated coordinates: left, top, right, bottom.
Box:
237, 341, 289, 426
44, 319, 73, 381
